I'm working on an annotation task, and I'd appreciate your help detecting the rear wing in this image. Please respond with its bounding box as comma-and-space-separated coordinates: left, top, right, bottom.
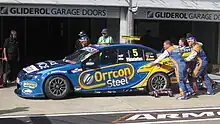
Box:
122, 36, 140, 43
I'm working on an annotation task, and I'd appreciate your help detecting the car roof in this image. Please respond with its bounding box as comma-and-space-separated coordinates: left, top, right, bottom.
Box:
90, 44, 159, 53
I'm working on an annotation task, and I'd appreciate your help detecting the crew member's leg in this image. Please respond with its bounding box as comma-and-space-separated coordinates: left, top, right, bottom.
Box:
182, 63, 194, 96
176, 63, 188, 100
193, 61, 214, 95
188, 62, 199, 93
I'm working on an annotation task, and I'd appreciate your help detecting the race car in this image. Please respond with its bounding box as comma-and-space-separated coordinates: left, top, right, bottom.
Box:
15, 44, 178, 99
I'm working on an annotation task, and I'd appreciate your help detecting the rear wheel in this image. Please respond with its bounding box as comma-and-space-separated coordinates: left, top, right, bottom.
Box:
44, 75, 70, 99
148, 73, 170, 92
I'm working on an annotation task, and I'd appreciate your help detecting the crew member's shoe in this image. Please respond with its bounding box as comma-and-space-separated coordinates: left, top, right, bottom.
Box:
212, 81, 218, 89
206, 92, 215, 95
176, 95, 188, 100
186, 92, 198, 97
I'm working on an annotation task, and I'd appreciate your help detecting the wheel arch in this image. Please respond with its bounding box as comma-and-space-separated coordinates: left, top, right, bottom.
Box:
42, 73, 74, 97
147, 71, 171, 92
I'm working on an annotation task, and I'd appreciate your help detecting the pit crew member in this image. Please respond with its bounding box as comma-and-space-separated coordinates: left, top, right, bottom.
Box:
149, 40, 192, 100
185, 36, 214, 95
178, 38, 197, 95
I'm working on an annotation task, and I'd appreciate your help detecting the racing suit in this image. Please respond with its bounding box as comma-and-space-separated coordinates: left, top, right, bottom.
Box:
178, 45, 197, 94
184, 42, 214, 94
153, 45, 192, 98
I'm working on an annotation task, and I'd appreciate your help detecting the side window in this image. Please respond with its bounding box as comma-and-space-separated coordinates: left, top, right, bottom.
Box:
144, 49, 156, 61
118, 47, 144, 63
84, 52, 100, 64
100, 49, 118, 65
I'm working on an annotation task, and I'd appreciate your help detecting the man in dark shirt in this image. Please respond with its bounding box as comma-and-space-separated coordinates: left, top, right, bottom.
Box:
3, 30, 20, 84
74, 31, 88, 51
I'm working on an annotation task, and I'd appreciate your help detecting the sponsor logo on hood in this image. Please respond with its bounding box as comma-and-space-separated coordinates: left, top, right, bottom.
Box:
23, 60, 64, 73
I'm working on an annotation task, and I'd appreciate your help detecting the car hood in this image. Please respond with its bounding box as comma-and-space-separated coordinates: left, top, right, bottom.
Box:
22, 60, 77, 74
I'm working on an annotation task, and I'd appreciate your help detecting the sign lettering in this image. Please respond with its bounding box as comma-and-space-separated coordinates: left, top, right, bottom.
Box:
0, 5, 107, 17
125, 111, 220, 121
146, 9, 220, 22
182, 112, 215, 118
126, 114, 156, 120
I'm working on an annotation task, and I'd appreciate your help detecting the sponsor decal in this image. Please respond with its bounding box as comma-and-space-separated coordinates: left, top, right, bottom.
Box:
36, 61, 58, 70
83, 73, 94, 85
23, 82, 38, 89
23, 65, 39, 73
81, 47, 99, 53
50, 70, 67, 74
0, 5, 107, 17
146, 9, 220, 22
22, 88, 33, 94
23, 60, 58, 73
126, 57, 143, 62
118, 54, 125, 61
71, 68, 83, 73
78, 63, 135, 89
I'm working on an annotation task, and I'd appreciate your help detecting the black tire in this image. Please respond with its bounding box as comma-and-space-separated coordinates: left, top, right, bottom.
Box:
44, 75, 70, 100
148, 73, 170, 92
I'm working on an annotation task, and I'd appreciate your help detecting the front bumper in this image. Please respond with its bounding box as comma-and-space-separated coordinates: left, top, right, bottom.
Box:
15, 81, 45, 98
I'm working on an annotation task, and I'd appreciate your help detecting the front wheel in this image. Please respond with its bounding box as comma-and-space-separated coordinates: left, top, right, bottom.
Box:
148, 73, 170, 92
44, 75, 71, 99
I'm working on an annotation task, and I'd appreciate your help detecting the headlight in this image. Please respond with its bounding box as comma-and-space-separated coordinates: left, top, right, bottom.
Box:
16, 77, 20, 84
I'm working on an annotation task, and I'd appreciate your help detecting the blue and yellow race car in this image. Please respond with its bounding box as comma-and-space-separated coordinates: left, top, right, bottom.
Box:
15, 44, 177, 99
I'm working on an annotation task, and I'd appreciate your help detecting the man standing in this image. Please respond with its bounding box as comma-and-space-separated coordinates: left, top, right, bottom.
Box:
97, 29, 113, 44
149, 40, 193, 100
185, 36, 214, 95
79, 36, 91, 48
74, 31, 88, 51
3, 30, 20, 85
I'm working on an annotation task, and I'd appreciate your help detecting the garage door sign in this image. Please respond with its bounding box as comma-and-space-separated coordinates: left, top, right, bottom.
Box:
0, 5, 107, 17
146, 9, 220, 22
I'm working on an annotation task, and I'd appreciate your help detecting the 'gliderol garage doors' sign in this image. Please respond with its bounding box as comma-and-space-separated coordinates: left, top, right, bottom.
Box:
146, 9, 220, 22
0, 5, 107, 17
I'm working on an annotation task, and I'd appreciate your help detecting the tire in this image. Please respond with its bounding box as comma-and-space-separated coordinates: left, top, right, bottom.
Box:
44, 75, 70, 100
148, 73, 170, 92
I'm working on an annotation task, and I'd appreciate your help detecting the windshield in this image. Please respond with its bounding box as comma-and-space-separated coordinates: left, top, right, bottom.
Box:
64, 50, 91, 62
64, 47, 99, 62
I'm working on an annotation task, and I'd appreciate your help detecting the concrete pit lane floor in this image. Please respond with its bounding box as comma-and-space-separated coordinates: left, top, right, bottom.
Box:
0, 74, 220, 124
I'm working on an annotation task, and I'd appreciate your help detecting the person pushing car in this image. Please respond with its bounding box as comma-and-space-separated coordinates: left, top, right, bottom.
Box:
184, 36, 214, 95
148, 40, 193, 100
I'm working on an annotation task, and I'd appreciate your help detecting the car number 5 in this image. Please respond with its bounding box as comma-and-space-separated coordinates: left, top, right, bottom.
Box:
132, 49, 138, 57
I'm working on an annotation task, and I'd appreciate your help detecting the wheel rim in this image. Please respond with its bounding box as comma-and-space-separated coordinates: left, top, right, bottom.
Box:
48, 77, 67, 97
151, 75, 167, 90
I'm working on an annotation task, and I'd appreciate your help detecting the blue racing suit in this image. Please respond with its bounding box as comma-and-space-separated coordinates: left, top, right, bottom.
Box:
154, 45, 193, 96
185, 42, 214, 94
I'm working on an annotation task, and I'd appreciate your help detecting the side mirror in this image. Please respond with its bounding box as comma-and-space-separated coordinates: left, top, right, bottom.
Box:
85, 62, 95, 66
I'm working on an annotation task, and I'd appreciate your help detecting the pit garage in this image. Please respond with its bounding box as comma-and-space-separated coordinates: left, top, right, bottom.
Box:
0, 4, 120, 68
134, 8, 219, 64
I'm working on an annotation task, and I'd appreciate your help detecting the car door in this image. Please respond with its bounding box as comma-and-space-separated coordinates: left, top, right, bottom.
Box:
117, 46, 157, 89
78, 48, 119, 92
